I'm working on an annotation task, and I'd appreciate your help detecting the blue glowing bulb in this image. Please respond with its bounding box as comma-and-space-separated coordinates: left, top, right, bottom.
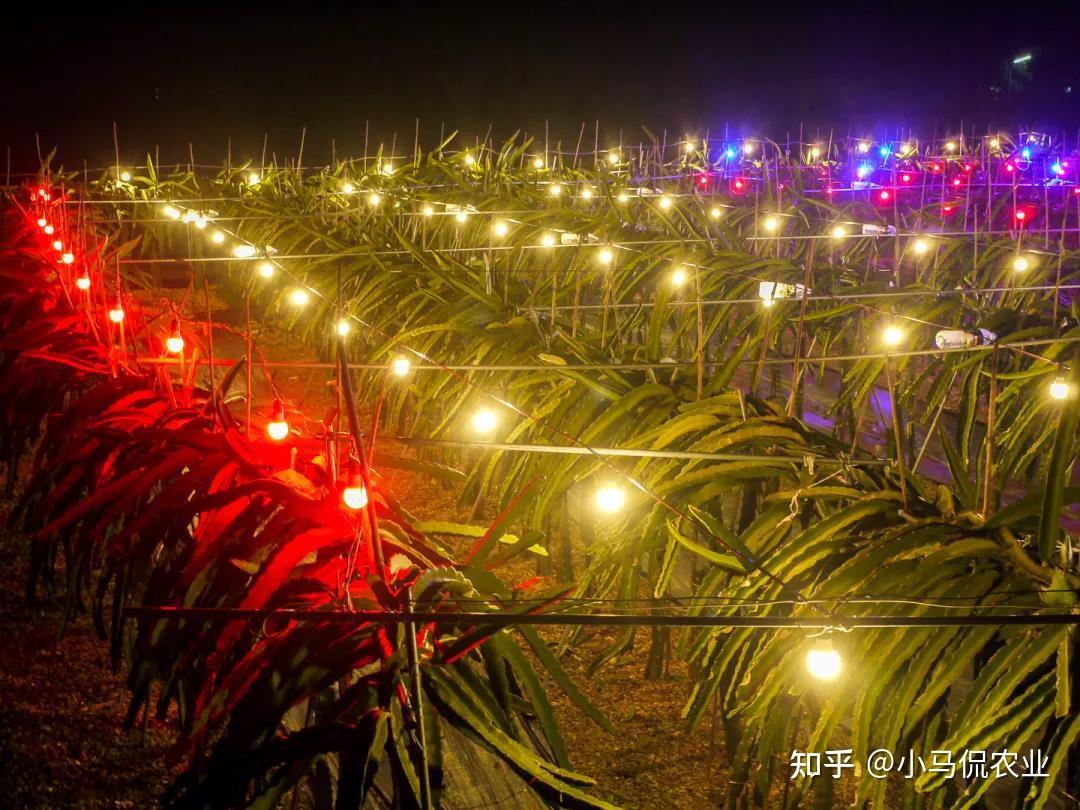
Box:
879, 146, 890, 158
1021, 148, 1032, 160
725, 148, 736, 159
856, 163, 872, 179
1052, 162, 1064, 175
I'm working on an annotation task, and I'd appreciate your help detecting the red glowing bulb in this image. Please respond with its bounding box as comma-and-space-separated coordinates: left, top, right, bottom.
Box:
901, 173, 912, 183
341, 472, 369, 510
76, 275, 91, 291
1015, 210, 1026, 221
266, 399, 289, 441
879, 190, 891, 202
932, 163, 942, 173
952, 178, 962, 187
734, 179, 744, 190
36, 217, 46, 228
165, 319, 184, 354
1005, 163, 1015, 173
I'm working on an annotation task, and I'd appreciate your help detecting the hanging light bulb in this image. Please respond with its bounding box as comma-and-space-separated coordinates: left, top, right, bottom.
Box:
882, 324, 904, 347
52, 239, 63, 251
289, 288, 310, 307
194, 214, 208, 229
709, 206, 722, 220
549, 184, 562, 197
671, 266, 688, 287
616, 192, 629, 204
210, 230, 226, 244
597, 247, 614, 265
658, 195, 673, 210
532, 157, 544, 169
830, 225, 846, 240
684, 140, 696, 154
809, 146, 821, 160
763, 215, 780, 232
36, 217, 47, 228
540, 233, 556, 248
336, 319, 351, 337
806, 640, 842, 681
247, 171, 261, 185
61, 252, 74, 264
1012, 255, 1030, 272
43, 224, 55, 235
581, 187, 593, 199
232, 244, 257, 258
421, 204, 434, 217
857, 141, 871, 153
341, 470, 369, 510
912, 238, 930, 255
368, 192, 381, 206
493, 221, 509, 238
391, 356, 411, 377
471, 407, 497, 433
607, 151, 619, 165
266, 399, 290, 441
163, 205, 181, 220
595, 483, 626, 514
455, 210, 469, 223
257, 261, 275, 278
76, 274, 91, 291
108, 304, 125, 324
165, 319, 184, 354
1049, 377, 1073, 401
381, 162, 393, 176
342, 181, 355, 194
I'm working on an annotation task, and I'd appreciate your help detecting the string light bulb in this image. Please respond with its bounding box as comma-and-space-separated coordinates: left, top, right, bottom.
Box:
342, 181, 355, 194
598, 247, 614, 265
368, 192, 381, 206
581, 187, 593, 199
52, 239, 63, 251
671, 266, 688, 287
709, 206, 722, 220
391, 356, 411, 377
464, 152, 476, 166
1012, 255, 1030, 272
61, 252, 74, 265
658, 195, 673, 210
341, 471, 369, 511
471, 407, 497, 434
76, 274, 91, 291
912, 238, 930, 255
266, 399, 289, 441
806, 640, 842, 681
1049, 377, 1073, 401
684, 141, 695, 154
607, 151, 619, 165
165, 319, 184, 354
163, 205, 181, 220
36, 217, 47, 228
532, 157, 544, 169
595, 484, 626, 514
258, 261, 275, 278
830, 225, 846, 240
211, 230, 226, 244
422, 204, 434, 217
549, 184, 562, 197
336, 319, 351, 337
120, 170, 132, 182
616, 192, 629, 204
493, 221, 509, 238
108, 305, 125, 324
43, 224, 54, 235
289, 288, 310, 307
763, 215, 780, 233
540, 233, 556, 248
882, 324, 904, 348
232, 244, 256, 259
455, 211, 468, 223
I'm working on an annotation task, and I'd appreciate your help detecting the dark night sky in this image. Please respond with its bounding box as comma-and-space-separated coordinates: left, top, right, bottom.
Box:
3, 0, 1080, 170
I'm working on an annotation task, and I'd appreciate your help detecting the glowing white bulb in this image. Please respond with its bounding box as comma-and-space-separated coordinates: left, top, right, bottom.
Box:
830, 225, 846, 239
990, 138, 1000, 149
882, 325, 904, 347
258, 261, 275, 278
464, 153, 476, 166
743, 142, 755, 155
368, 192, 381, 206
289, 289, 310, 307
659, 195, 673, 210
455, 211, 468, 223
595, 484, 626, 514
76, 275, 91, 291
761, 296, 775, 308
607, 151, 619, 165
945, 141, 956, 152
391, 356, 411, 377
684, 141, 696, 154
43, 224, 54, 235
493, 221, 509, 238
709, 206, 723, 220
61, 252, 74, 264
342, 181, 355, 195
163, 205, 181, 220
194, 215, 208, 229
541, 233, 556, 248
809, 146, 821, 159
533, 157, 544, 169
581, 187, 593, 199
166, 334, 185, 354
36, 217, 47, 228
211, 230, 226, 244
266, 420, 289, 441
247, 171, 260, 185
857, 141, 871, 153
120, 171, 132, 182
381, 162, 393, 176
336, 319, 351, 337
912, 238, 930, 255
471, 408, 498, 433
549, 184, 562, 197
671, 267, 688, 287
616, 192, 629, 204
52, 239, 63, 251
1049, 378, 1072, 401
763, 216, 780, 232
422, 205, 434, 217
806, 643, 842, 681
108, 307, 125, 324
232, 244, 256, 258
598, 247, 614, 265
1012, 256, 1030, 272
342, 480, 369, 510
